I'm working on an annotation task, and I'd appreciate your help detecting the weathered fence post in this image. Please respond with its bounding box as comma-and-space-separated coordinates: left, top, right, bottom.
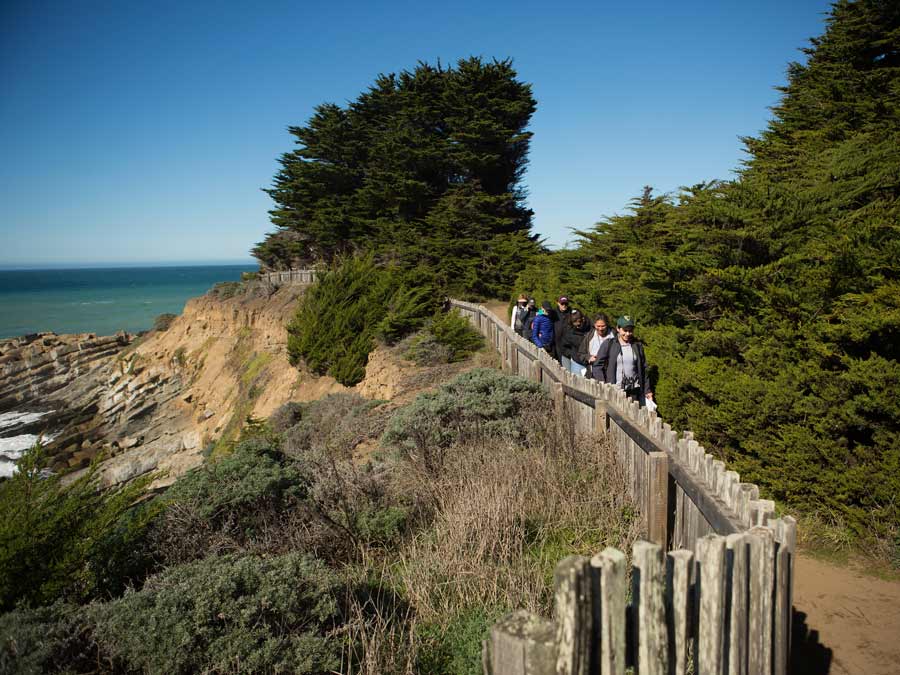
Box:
726, 532, 750, 675
593, 396, 608, 435
554, 556, 594, 675
747, 527, 774, 675
487, 610, 557, 675
772, 517, 796, 675
552, 382, 565, 421
633, 541, 669, 675
594, 548, 626, 675
696, 535, 726, 675
666, 549, 694, 675
648, 451, 669, 548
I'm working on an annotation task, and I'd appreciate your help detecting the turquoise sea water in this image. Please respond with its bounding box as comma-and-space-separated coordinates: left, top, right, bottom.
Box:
0, 265, 257, 339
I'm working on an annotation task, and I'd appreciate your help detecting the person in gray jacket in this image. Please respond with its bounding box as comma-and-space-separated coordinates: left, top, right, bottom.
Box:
576, 313, 615, 379
595, 315, 654, 406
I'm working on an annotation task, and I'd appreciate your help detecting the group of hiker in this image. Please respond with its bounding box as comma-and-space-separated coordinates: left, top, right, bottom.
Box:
510, 295, 655, 407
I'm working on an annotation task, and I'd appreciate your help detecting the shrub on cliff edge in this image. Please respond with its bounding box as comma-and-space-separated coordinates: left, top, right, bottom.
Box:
287, 254, 436, 385
0, 444, 158, 611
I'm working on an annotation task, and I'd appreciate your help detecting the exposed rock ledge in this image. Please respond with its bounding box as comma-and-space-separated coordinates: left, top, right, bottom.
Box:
0, 283, 346, 487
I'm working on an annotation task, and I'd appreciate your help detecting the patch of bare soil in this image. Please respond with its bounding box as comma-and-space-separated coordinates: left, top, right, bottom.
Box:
483, 300, 510, 325
792, 552, 900, 674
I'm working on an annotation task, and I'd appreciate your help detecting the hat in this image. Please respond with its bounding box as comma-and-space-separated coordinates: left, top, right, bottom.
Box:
517, 293, 527, 302
617, 315, 635, 328
526, 297, 536, 307
541, 301, 554, 312
558, 296, 569, 304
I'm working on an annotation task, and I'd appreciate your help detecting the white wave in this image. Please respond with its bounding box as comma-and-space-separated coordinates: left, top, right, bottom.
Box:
0, 410, 53, 431
0, 434, 42, 459
0, 459, 17, 479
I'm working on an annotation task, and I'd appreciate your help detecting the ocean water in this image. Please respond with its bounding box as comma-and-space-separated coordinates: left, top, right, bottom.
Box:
0, 264, 257, 339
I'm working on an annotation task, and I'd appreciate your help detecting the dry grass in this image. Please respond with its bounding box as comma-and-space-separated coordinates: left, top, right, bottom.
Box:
393, 400, 639, 622
338, 396, 640, 672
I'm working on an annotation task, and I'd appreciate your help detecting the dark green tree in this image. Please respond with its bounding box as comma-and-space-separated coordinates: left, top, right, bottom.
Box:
514, 0, 900, 539
255, 58, 539, 299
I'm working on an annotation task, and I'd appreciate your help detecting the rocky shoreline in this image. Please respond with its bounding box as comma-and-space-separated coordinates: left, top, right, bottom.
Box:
0, 282, 343, 486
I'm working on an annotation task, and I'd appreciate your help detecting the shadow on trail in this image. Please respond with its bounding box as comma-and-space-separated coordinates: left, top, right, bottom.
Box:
792, 609, 833, 674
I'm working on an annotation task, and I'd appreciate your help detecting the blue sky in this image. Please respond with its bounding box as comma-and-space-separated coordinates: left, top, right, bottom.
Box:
0, 0, 833, 266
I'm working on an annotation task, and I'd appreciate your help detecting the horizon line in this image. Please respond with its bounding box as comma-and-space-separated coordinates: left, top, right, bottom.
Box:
0, 260, 258, 271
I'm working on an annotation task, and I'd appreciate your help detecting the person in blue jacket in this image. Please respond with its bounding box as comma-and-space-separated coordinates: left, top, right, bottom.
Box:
532, 301, 555, 352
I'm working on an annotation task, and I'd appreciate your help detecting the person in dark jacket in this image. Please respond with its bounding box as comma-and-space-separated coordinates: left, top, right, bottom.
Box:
516, 298, 537, 339
595, 315, 654, 405
553, 295, 574, 366
532, 301, 555, 351
559, 309, 591, 376
576, 313, 616, 380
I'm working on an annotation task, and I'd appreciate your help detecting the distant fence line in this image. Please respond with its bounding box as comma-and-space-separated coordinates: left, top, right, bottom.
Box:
449, 300, 796, 675
257, 269, 319, 285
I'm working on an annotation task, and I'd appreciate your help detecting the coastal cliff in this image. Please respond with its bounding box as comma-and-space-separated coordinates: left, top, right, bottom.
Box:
0, 281, 347, 485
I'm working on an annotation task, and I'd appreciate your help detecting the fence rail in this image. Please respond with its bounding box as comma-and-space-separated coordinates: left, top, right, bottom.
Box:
448, 300, 796, 675
257, 269, 319, 285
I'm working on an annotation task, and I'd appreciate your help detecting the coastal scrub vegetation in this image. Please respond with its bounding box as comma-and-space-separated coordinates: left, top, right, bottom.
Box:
287, 253, 484, 385
253, 57, 540, 300
0, 368, 637, 673
512, 0, 900, 544
0, 444, 158, 612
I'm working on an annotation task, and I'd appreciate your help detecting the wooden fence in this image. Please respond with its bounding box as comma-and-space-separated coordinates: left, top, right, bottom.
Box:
257, 269, 318, 285
449, 300, 796, 675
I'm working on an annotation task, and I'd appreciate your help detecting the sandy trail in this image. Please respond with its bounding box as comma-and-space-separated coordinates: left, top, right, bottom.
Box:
792, 553, 900, 675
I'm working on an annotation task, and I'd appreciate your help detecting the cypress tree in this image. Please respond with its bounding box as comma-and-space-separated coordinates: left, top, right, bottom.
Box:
255, 58, 539, 299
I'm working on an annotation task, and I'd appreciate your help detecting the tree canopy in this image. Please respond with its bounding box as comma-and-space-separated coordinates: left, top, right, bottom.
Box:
254, 58, 540, 299
514, 0, 900, 539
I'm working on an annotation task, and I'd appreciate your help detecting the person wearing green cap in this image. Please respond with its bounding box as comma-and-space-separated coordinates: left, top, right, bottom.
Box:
595, 315, 654, 406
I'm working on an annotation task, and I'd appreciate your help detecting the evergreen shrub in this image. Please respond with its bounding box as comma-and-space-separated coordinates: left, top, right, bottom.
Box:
210, 280, 243, 299
0, 444, 158, 611
401, 308, 484, 365
152, 313, 177, 332
279, 393, 408, 552
287, 254, 436, 385
0, 602, 100, 674
92, 553, 342, 675
382, 368, 544, 473
152, 437, 309, 564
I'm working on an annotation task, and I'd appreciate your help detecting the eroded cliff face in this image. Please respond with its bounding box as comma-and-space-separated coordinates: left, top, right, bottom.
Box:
0, 283, 346, 486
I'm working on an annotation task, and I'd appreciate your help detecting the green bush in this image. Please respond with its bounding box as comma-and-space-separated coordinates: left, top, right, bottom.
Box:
382, 368, 545, 473
0, 602, 100, 675
93, 553, 342, 675
156, 421, 405, 564
152, 437, 309, 564
286, 254, 437, 385
210, 280, 243, 299
152, 312, 177, 332
401, 330, 453, 365
268, 401, 304, 434
429, 309, 484, 361
281, 393, 387, 459
0, 444, 157, 610
402, 309, 484, 365
417, 607, 500, 675
279, 394, 408, 553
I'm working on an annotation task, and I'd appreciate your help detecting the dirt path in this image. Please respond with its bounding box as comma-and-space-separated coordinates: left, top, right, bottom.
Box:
793, 552, 900, 674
